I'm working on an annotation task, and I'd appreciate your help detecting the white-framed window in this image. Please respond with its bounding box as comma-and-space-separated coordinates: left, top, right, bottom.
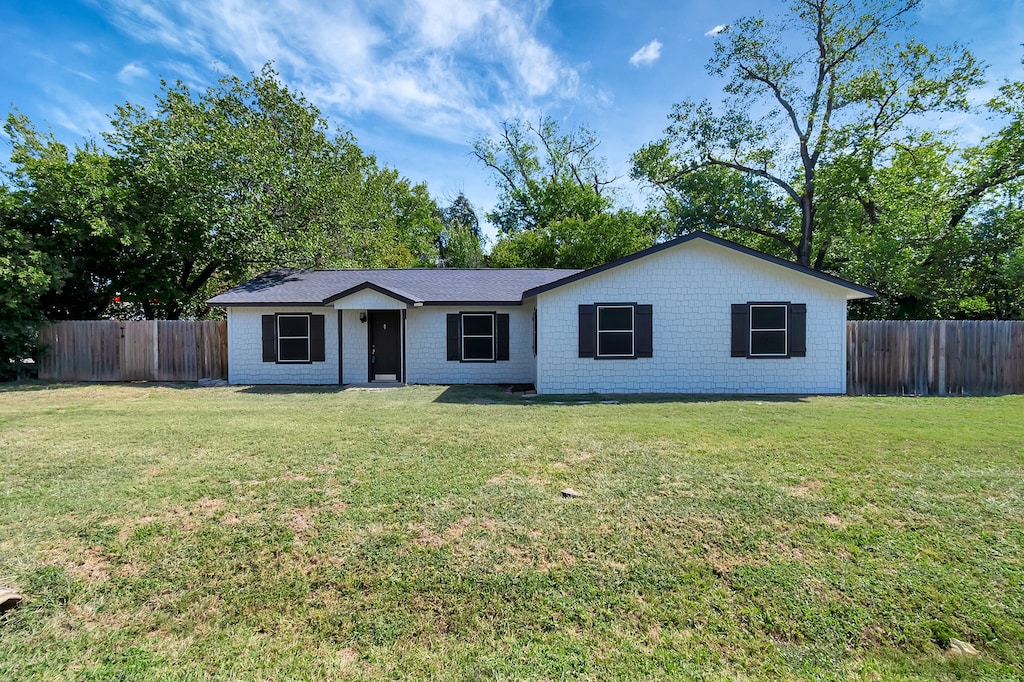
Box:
749, 304, 788, 357
277, 314, 311, 363
596, 305, 634, 358
461, 313, 494, 362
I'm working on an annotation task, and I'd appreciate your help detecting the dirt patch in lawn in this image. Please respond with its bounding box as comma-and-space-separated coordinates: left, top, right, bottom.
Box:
411, 516, 499, 548
823, 513, 845, 527
282, 508, 318, 543
784, 479, 824, 498
111, 496, 230, 538
65, 546, 113, 583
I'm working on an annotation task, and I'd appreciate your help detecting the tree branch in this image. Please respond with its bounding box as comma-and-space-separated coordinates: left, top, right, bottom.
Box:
184, 260, 222, 295
704, 156, 802, 204
738, 63, 805, 142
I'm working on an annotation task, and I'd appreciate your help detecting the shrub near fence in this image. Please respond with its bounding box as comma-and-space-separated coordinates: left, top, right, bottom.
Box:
37, 320, 227, 382
847, 320, 1024, 396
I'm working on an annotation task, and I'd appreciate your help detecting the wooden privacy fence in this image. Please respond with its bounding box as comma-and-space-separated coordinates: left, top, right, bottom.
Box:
37, 320, 227, 382
847, 320, 1024, 396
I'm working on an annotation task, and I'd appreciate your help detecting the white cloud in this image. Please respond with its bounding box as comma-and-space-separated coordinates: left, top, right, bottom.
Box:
98, 0, 582, 143
156, 60, 209, 89
705, 24, 726, 37
41, 87, 111, 137
408, 0, 489, 49
629, 40, 662, 67
117, 62, 151, 84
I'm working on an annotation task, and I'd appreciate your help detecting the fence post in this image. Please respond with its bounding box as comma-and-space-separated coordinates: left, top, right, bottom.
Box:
152, 320, 159, 381
937, 322, 947, 396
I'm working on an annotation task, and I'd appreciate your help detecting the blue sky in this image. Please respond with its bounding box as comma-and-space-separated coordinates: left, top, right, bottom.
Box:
2, 0, 1023, 242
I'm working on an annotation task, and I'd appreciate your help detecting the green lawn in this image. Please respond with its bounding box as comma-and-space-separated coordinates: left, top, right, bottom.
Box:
1, 383, 1022, 680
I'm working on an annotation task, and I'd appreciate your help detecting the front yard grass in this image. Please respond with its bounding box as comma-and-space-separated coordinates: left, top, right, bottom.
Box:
1, 383, 1022, 680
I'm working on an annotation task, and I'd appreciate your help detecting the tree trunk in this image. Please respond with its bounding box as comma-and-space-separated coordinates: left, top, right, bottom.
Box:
798, 190, 815, 268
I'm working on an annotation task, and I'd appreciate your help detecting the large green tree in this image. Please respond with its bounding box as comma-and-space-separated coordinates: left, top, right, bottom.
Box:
2, 115, 133, 320
826, 138, 1024, 319
632, 0, 987, 269
0, 185, 60, 378
437, 193, 485, 267
812, 68, 1024, 318
473, 117, 615, 235
104, 65, 442, 318
474, 117, 664, 268
488, 211, 662, 269
1, 63, 447, 379
0, 114, 139, 376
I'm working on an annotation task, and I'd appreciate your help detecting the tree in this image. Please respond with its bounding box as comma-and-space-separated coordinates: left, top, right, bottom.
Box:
633, 0, 986, 269
0, 113, 141, 374
818, 71, 1024, 318
2, 64, 446, 335
473, 117, 614, 234
3, 115, 132, 320
489, 210, 662, 269
438, 193, 485, 267
474, 117, 666, 269
442, 193, 481, 240
0, 186, 59, 377
103, 64, 443, 318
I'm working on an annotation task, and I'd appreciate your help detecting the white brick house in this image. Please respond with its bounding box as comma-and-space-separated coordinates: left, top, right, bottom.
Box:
208, 232, 875, 394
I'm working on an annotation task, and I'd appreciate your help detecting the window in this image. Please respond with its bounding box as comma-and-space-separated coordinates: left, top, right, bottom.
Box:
461, 313, 494, 361
749, 304, 787, 356
730, 302, 806, 359
597, 305, 634, 358
277, 314, 311, 363
446, 313, 509, 362
578, 304, 653, 359
261, 313, 325, 363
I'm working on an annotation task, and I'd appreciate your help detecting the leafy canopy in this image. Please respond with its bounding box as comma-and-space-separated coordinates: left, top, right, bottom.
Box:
633, 0, 983, 269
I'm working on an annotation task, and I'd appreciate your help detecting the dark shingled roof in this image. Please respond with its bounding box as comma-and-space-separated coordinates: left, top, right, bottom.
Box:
207, 268, 581, 306
208, 233, 876, 308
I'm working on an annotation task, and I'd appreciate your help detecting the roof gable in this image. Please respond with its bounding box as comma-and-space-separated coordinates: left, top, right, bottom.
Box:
324, 281, 419, 305
522, 232, 876, 300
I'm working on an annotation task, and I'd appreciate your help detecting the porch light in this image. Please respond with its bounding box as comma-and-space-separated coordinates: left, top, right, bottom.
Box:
359, 311, 367, 323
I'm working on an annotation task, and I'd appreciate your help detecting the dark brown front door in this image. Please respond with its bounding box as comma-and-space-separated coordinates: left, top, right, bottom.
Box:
368, 310, 401, 381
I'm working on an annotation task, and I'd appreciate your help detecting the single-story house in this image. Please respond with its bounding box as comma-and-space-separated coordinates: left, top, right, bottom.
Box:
207, 231, 875, 394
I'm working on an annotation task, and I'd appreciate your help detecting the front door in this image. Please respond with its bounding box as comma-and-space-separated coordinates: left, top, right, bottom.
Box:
368, 310, 401, 381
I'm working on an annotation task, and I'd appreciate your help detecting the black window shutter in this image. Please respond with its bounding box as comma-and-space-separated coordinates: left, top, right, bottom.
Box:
635, 304, 653, 358
310, 314, 326, 362
578, 305, 595, 358
532, 309, 537, 356
446, 314, 461, 361
495, 313, 510, 361
788, 303, 807, 357
262, 315, 277, 362
731, 304, 749, 357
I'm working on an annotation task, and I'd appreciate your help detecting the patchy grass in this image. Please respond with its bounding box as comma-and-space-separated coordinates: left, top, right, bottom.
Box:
1, 383, 1022, 680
